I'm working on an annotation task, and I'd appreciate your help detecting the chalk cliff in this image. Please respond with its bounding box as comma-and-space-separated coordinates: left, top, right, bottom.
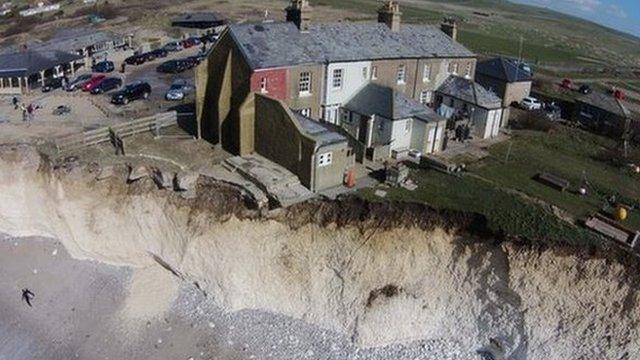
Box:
1, 144, 639, 359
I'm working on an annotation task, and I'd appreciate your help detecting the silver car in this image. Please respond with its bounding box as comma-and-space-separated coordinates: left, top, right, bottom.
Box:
165, 80, 193, 101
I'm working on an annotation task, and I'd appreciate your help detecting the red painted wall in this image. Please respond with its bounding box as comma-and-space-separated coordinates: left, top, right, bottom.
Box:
250, 68, 288, 101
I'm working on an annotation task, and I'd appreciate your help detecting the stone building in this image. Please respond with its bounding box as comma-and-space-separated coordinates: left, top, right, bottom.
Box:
436, 76, 505, 140
475, 57, 532, 107
195, 0, 476, 156
255, 94, 354, 191
574, 92, 633, 139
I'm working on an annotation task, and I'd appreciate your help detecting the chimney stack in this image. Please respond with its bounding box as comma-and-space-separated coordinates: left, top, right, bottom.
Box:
441, 17, 458, 41
378, 1, 402, 32
286, 0, 312, 32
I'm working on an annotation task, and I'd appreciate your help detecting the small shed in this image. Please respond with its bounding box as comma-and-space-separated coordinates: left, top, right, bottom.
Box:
171, 12, 226, 35
574, 92, 632, 139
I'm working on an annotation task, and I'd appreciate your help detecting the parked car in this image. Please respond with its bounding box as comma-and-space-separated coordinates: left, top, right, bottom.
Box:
520, 96, 543, 111
111, 81, 151, 105
90, 77, 122, 94
156, 60, 187, 74
165, 80, 193, 101
188, 36, 202, 46
125, 54, 147, 65
92, 60, 115, 73
66, 74, 93, 91
544, 102, 562, 120
148, 48, 168, 59
578, 84, 592, 95
52, 105, 71, 116
407, 149, 422, 162
199, 33, 219, 44
183, 56, 199, 69
42, 77, 64, 92
181, 38, 195, 48
163, 41, 183, 52
82, 75, 107, 92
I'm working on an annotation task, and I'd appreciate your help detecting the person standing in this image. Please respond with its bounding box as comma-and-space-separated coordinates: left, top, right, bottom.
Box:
27, 103, 34, 122
20, 103, 27, 122
22, 289, 35, 307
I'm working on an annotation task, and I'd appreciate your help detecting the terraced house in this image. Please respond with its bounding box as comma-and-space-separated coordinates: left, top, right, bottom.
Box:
196, 0, 494, 162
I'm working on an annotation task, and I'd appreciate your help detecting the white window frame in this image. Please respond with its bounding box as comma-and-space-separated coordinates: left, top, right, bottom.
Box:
318, 152, 333, 167
362, 67, 368, 80
448, 62, 459, 75
420, 90, 432, 105
332, 68, 343, 90
464, 63, 472, 78
260, 77, 268, 93
300, 108, 311, 117
423, 64, 431, 82
397, 64, 406, 84
371, 66, 378, 80
299, 71, 311, 95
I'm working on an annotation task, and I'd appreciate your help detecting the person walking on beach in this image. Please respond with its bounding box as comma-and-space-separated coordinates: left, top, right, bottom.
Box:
22, 289, 35, 307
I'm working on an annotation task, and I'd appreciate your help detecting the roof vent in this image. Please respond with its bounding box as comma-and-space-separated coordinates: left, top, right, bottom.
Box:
254, 24, 265, 32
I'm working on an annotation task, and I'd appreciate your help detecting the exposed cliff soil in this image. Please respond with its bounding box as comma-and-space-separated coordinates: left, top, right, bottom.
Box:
2, 144, 640, 359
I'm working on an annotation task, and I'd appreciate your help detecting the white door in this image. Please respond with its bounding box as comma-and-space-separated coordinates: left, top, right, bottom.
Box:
434, 126, 443, 152
491, 110, 501, 137
425, 127, 436, 154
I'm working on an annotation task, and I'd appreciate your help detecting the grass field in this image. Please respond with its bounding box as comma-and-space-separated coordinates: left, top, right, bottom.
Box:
360, 127, 640, 247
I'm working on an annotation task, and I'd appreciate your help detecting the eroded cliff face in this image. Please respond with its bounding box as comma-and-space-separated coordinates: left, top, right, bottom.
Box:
1, 144, 639, 359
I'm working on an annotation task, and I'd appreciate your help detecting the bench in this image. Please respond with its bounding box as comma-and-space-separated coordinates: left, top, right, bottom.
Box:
536, 172, 570, 191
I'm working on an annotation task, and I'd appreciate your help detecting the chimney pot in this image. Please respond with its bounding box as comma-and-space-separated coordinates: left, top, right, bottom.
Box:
378, 1, 402, 32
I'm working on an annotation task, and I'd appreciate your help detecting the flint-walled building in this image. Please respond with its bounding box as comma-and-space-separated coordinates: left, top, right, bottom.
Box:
196, 1, 483, 155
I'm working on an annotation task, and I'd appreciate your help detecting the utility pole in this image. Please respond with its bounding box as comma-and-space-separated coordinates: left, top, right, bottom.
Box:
505, 141, 513, 163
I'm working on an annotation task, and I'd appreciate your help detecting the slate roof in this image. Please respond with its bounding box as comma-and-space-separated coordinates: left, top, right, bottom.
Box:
228, 22, 474, 70
0, 51, 83, 77
344, 83, 444, 122
577, 92, 630, 117
294, 113, 347, 146
476, 57, 532, 83
172, 12, 226, 28
0, 28, 120, 54
437, 75, 502, 109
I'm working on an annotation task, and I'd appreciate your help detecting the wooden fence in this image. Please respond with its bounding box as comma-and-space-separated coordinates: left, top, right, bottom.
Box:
55, 111, 177, 153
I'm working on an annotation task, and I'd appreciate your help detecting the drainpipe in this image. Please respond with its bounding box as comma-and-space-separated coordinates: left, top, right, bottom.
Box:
310, 145, 321, 192
412, 59, 420, 99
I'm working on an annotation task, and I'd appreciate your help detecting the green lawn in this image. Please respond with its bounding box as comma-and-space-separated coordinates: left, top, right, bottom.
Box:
360, 168, 598, 247
458, 30, 588, 65
359, 127, 640, 247
472, 128, 640, 219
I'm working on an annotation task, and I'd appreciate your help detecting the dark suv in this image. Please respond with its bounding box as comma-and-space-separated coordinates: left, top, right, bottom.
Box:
156, 60, 187, 74
111, 81, 151, 105
125, 54, 147, 65
90, 77, 123, 94
93, 60, 115, 73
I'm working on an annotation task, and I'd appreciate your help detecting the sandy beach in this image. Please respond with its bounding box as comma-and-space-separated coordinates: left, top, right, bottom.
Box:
0, 235, 457, 360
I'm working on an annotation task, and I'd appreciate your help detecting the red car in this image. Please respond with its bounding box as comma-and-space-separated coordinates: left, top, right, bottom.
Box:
82, 75, 107, 92
181, 38, 195, 48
